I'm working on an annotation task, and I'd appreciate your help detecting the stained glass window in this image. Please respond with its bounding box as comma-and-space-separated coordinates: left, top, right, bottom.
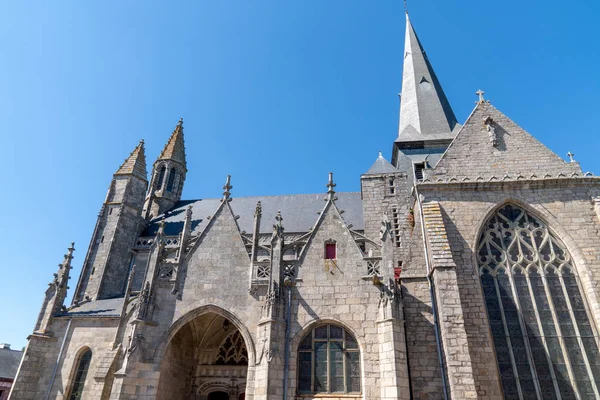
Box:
297, 324, 360, 394
68, 349, 92, 400
478, 204, 600, 399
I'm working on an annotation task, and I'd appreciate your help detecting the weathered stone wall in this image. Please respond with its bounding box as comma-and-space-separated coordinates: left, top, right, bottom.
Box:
418, 179, 600, 399
76, 174, 147, 302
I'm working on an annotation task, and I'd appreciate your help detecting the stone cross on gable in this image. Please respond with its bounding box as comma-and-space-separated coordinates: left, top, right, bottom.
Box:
326, 172, 336, 201
567, 152, 576, 162
222, 175, 233, 200
476, 89, 485, 104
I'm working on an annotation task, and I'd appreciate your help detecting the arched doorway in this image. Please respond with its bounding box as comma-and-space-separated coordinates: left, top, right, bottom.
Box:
207, 391, 228, 400
156, 312, 249, 400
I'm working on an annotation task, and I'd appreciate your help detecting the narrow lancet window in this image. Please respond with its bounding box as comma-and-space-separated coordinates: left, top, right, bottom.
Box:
166, 168, 177, 192
156, 165, 166, 190
478, 204, 600, 399
68, 349, 92, 400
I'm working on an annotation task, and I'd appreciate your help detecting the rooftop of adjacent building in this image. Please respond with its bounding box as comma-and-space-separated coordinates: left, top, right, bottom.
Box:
0, 344, 23, 380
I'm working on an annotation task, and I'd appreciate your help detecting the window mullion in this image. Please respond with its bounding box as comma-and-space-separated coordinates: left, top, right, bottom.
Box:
559, 272, 600, 398
327, 338, 331, 393
311, 333, 315, 393
541, 271, 582, 399
494, 272, 525, 400
526, 272, 563, 399
343, 333, 347, 393
506, 265, 543, 399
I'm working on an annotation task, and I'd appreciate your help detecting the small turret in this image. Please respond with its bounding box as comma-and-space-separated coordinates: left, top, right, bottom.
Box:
143, 119, 187, 220
35, 243, 75, 334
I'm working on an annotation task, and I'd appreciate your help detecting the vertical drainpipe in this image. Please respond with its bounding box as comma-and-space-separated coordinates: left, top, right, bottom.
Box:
44, 318, 72, 400
283, 276, 293, 400
415, 186, 449, 400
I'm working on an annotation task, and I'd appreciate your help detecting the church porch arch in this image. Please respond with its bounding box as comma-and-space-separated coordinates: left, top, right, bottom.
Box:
155, 305, 254, 400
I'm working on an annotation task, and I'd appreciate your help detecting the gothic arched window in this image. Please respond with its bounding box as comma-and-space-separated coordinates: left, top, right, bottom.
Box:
68, 349, 92, 400
215, 331, 248, 365
478, 204, 600, 399
155, 165, 166, 190
166, 168, 177, 192
297, 324, 360, 394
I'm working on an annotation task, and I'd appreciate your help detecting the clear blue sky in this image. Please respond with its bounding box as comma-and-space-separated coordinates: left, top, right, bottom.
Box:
0, 0, 598, 349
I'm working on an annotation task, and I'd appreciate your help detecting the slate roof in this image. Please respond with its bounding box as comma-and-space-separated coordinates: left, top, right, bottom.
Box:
0, 347, 23, 379
143, 192, 364, 236
364, 153, 399, 175
114, 140, 147, 180
59, 296, 134, 318
397, 15, 458, 143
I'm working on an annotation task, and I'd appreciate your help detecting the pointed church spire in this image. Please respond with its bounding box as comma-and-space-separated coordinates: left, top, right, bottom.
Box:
115, 140, 147, 180
397, 14, 458, 142
157, 118, 186, 168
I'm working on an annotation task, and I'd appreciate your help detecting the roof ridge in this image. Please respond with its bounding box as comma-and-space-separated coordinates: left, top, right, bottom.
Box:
179, 192, 361, 202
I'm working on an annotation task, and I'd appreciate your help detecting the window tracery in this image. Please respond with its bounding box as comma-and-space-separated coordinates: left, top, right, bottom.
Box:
478, 204, 600, 399
297, 324, 360, 394
215, 331, 248, 366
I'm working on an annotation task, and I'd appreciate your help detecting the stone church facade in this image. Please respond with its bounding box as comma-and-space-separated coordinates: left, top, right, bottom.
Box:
10, 14, 600, 400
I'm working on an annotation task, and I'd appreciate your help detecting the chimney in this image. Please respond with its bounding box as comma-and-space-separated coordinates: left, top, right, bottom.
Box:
0, 343, 11, 349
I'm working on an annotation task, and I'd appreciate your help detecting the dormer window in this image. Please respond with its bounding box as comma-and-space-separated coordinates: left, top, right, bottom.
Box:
414, 163, 424, 181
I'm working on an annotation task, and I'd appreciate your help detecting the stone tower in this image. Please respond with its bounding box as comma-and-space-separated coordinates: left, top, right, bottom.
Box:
73, 141, 148, 301
143, 118, 187, 221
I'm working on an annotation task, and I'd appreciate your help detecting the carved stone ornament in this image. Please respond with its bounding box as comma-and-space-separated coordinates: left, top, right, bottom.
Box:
484, 116, 498, 147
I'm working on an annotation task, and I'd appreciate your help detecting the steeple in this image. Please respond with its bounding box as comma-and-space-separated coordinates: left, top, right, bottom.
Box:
115, 140, 147, 180
397, 14, 458, 143
158, 118, 186, 168
143, 118, 188, 220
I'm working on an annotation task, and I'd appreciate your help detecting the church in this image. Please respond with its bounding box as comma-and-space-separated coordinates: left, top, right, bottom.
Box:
10, 12, 600, 400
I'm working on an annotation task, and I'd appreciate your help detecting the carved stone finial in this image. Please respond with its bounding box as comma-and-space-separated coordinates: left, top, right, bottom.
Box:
255, 201, 262, 217
476, 89, 485, 104
177, 118, 183, 127
273, 210, 284, 237
567, 152, 576, 163
223, 175, 233, 200
326, 172, 336, 201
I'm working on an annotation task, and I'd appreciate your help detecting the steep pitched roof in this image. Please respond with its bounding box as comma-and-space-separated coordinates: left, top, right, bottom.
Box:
364, 152, 399, 175
142, 192, 364, 236
426, 102, 580, 181
115, 140, 147, 180
157, 118, 186, 167
397, 14, 458, 143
